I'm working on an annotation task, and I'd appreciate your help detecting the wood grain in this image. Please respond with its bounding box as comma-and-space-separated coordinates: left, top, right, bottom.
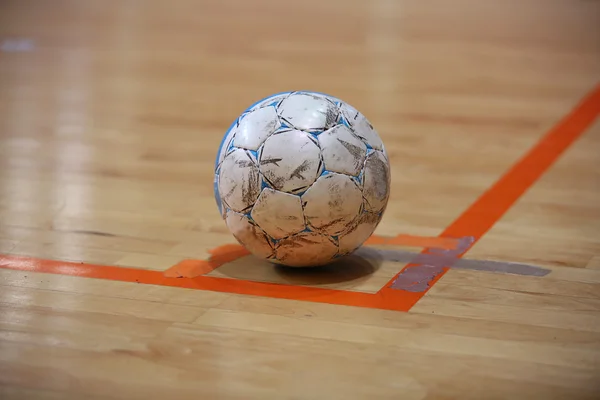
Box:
1, 0, 599, 398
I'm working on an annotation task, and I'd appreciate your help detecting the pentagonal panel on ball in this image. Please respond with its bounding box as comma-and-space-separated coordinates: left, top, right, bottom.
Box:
250, 188, 306, 240
233, 106, 281, 151
338, 211, 381, 255
339, 103, 383, 150
339, 101, 358, 123
225, 211, 274, 259
362, 150, 391, 213
259, 130, 322, 193
278, 93, 339, 132
302, 173, 364, 236
318, 125, 367, 176
218, 148, 261, 213
274, 231, 338, 267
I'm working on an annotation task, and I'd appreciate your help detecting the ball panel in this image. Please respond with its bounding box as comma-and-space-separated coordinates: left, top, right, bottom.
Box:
338, 102, 358, 127
215, 126, 237, 170
339, 102, 383, 151
214, 173, 223, 217
233, 106, 281, 150
278, 93, 339, 132
217, 148, 261, 213
274, 231, 338, 267
225, 211, 274, 259
351, 113, 384, 150
215, 91, 390, 267
302, 173, 363, 235
338, 211, 381, 254
250, 188, 306, 240
249, 92, 292, 111
362, 150, 391, 213
318, 125, 367, 176
259, 130, 322, 193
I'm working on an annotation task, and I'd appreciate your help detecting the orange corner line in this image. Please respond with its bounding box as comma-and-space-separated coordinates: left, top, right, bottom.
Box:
164, 244, 250, 278
163, 233, 462, 279
1, 84, 598, 313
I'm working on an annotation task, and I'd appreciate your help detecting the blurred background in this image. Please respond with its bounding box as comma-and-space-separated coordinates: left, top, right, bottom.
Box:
1, 1, 600, 399
0, 0, 599, 264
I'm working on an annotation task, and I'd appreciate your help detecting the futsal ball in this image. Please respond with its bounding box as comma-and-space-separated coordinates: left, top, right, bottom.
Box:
213, 91, 391, 267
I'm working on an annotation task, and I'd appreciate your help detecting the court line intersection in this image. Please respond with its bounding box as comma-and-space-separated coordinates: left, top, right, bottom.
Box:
1, 85, 598, 312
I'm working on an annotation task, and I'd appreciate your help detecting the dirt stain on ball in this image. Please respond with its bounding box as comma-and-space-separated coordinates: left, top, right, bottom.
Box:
337, 137, 365, 160
290, 159, 311, 180
366, 153, 389, 201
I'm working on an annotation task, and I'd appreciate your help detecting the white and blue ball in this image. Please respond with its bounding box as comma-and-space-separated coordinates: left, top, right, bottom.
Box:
214, 91, 391, 267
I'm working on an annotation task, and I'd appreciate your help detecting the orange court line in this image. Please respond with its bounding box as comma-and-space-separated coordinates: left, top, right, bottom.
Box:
363, 234, 460, 250
379, 83, 600, 301
0, 253, 419, 311
163, 244, 251, 278
1, 84, 599, 312
163, 234, 462, 278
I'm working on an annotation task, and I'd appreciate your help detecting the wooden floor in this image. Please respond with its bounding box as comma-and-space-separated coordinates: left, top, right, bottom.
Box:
1, 0, 600, 398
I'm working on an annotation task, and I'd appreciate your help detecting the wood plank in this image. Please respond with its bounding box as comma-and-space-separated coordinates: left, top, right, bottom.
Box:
0, 285, 207, 323
0, 0, 599, 398
0, 269, 231, 308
